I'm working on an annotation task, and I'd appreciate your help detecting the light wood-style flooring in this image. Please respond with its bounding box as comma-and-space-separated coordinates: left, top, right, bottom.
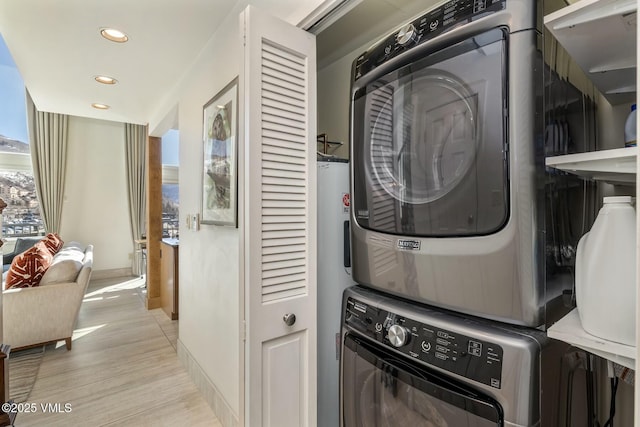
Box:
15, 276, 221, 426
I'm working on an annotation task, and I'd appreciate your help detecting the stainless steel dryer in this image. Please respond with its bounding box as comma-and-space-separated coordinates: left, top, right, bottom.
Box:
340, 286, 565, 427
349, 0, 596, 326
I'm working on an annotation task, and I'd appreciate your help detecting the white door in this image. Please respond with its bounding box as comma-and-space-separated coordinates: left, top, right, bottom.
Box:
242, 5, 317, 427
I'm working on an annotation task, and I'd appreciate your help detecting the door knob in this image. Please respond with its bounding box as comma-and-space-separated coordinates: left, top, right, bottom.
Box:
283, 313, 296, 326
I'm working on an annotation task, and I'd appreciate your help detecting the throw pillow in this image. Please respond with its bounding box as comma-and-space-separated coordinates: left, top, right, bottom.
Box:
42, 233, 64, 254
40, 248, 85, 285
5, 242, 54, 289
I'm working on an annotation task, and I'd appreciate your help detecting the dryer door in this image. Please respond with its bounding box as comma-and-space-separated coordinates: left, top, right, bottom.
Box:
352, 28, 508, 237
342, 334, 503, 427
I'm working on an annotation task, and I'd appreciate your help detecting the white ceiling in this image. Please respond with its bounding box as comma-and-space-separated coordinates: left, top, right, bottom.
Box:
0, 0, 432, 126
0, 0, 245, 125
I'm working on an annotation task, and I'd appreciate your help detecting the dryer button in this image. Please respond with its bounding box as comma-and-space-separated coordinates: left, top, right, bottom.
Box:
388, 325, 410, 347
396, 23, 418, 46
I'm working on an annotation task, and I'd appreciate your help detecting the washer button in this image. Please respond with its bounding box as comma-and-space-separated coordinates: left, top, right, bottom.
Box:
468, 340, 483, 357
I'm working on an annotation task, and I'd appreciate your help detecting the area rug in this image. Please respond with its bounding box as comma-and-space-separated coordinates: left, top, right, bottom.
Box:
9, 346, 45, 403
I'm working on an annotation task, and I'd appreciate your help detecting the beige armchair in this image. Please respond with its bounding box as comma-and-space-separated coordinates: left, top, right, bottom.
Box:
3, 245, 93, 350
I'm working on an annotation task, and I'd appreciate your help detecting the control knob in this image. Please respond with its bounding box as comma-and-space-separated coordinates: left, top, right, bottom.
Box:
388, 324, 410, 347
396, 23, 418, 46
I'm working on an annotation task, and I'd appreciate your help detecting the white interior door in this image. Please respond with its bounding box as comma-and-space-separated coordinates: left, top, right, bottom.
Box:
242, 5, 317, 427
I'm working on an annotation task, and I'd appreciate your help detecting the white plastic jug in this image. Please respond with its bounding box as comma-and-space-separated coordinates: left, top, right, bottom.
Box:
575, 196, 636, 346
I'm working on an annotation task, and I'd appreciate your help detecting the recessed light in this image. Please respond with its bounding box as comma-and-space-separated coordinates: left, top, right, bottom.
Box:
91, 103, 110, 110
94, 75, 118, 85
100, 27, 129, 43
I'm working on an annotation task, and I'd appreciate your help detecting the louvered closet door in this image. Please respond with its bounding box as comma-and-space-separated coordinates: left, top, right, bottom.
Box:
242, 6, 317, 427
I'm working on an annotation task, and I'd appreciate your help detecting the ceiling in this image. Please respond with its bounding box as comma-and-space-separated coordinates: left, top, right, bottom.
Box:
0, 0, 247, 125
0, 0, 431, 126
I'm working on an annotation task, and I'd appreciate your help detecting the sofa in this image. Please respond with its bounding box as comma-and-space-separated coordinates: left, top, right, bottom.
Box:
3, 241, 93, 350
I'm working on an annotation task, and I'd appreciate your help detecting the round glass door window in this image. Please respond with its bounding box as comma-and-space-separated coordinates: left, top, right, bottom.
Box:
366, 72, 479, 205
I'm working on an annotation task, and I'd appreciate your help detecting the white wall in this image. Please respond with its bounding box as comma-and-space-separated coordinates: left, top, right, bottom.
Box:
150, 6, 245, 419
317, 55, 352, 159
61, 116, 132, 271
598, 98, 633, 150
145, 2, 360, 424
317, 24, 407, 160
148, 3, 331, 422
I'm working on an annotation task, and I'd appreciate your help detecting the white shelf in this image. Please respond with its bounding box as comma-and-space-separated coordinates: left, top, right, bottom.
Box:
544, 0, 637, 105
548, 309, 635, 369
545, 147, 637, 183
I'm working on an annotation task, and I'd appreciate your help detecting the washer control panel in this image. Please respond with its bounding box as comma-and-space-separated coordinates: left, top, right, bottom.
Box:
345, 297, 504, 389
353, 0, 505, 81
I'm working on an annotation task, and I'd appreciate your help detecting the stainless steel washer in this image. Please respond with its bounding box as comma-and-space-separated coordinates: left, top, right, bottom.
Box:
341, 286, 565, 427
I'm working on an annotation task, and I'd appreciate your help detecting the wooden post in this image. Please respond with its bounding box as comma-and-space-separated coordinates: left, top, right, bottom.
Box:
145, 136, 162, 309
0, 199, 13, 426
0, 197, 7, 342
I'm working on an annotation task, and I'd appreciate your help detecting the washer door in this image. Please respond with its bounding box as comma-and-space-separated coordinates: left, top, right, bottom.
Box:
368, 72, 478, 206
352, 28, 508, 237
342, 334, 503, 427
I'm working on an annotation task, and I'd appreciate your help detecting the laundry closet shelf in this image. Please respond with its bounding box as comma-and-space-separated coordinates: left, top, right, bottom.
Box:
545, 147, 637, 184
548, 309, 635, 369
544, 0, 637, 105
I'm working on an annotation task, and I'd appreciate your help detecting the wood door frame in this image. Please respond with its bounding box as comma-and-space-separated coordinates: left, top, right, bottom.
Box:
145, 135, 162, 309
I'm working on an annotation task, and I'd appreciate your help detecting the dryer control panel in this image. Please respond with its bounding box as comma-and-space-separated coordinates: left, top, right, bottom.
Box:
344, 297, 504, 389
353, 0, 506, 81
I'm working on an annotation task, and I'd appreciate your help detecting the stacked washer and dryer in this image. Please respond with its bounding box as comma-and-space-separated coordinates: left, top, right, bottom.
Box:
340, 0, 596, 426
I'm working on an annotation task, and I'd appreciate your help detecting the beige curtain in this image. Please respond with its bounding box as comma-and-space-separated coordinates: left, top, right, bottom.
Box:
125, 124, 147, 275
26, 91, 69, 234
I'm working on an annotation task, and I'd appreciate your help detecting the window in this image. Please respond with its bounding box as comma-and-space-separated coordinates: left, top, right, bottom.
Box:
0, 34, 42, 237
162, 183, 179, 237
161, 129, 179, 238
0, 171, 43, 237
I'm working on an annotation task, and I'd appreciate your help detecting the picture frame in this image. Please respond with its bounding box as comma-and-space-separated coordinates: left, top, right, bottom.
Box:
201, 77, 239, 226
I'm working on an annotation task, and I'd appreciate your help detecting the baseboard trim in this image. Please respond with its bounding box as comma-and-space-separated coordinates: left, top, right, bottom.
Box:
177, 339, 239, 427
91, 268, 133, 280
146, 296, 161, 310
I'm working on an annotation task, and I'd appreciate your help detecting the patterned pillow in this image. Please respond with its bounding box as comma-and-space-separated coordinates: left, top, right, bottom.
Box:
42, 233, 64, 254
5, 242, 53, 289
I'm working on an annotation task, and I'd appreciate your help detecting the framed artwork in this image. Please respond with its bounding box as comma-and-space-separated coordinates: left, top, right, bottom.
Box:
201, 77, 238, 226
